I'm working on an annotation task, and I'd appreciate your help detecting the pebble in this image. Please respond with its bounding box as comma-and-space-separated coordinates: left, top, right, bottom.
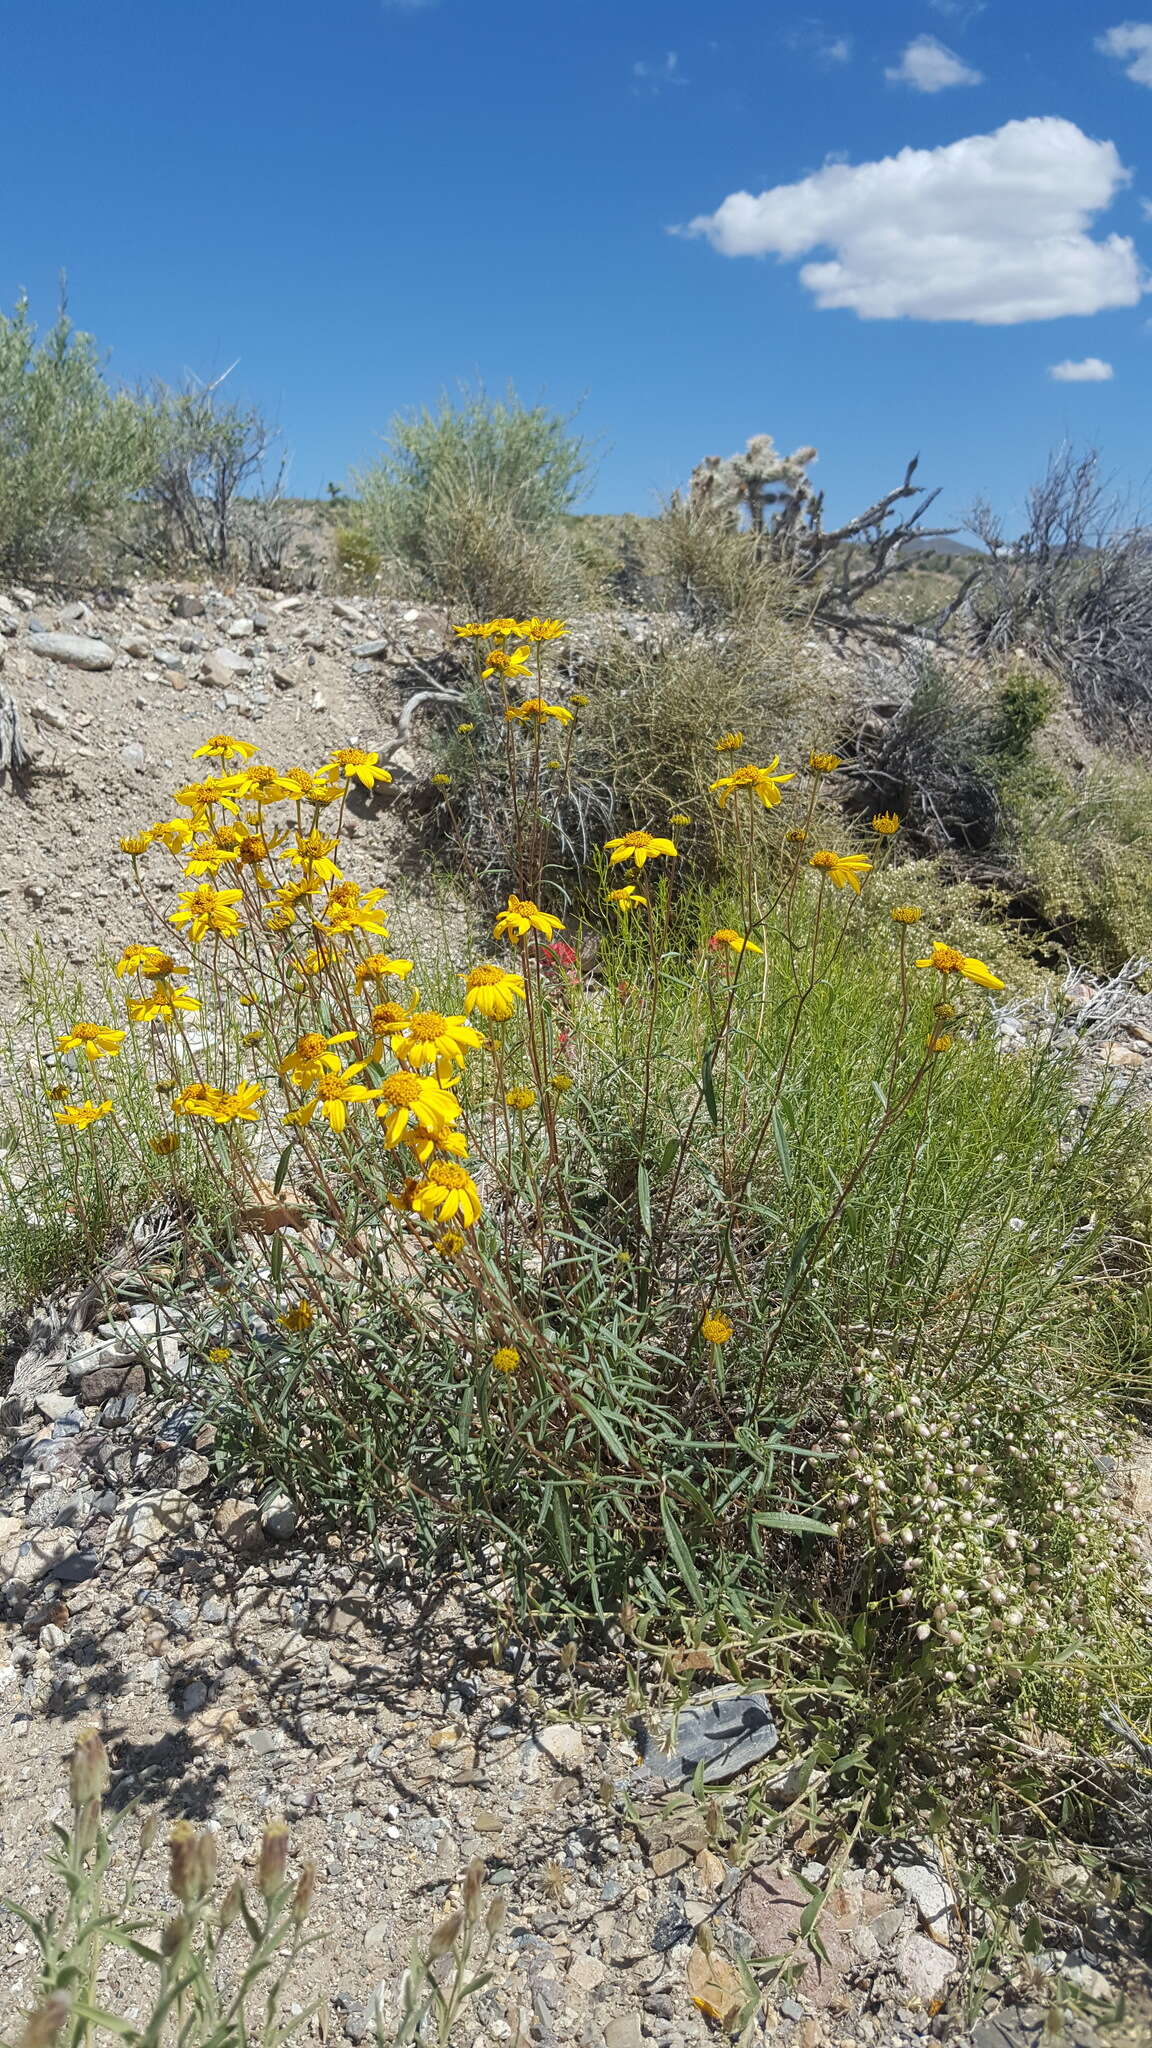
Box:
27, 633, 116, 670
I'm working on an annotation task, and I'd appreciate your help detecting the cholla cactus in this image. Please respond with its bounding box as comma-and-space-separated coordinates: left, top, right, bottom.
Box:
690, 434, 818, 534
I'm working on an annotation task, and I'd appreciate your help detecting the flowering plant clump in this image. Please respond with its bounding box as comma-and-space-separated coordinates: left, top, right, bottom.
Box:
31, 634, 1146, 1752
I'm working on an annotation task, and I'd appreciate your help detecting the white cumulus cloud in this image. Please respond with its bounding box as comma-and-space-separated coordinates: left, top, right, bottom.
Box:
1097, 22, 1152, 85
885, 35, 984, 91
1049, 356, 1115, 380
684, 117, 1146, 324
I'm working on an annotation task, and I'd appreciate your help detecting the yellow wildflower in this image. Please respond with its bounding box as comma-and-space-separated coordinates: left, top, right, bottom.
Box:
504, 1086, 537, 1110
482, 646, 532, 680
172, 1082, 226, 1120
328, 746, 393, 790
54, 1099, 113, 1132
785, 827, 808, 845
871, 812, 901, 836
369, 1001, 412, 1059
928, 1033, 954, 1054
278, 1031, 358, 1087
281, 767, 343, 807
608, 884, 647, 913
119, 830, 154, 857
604, 830, 678, 870
192, 734, 258, 762
809, 850, 873, 893
411, 1161, 483, 1229
150, 1132, 180, 1156
283, 831, 343, 883
210, 1081, 266, 1125
702, 1311, 733, 1345
319, 880, 391, 938
126, 985, 201, 1024
493, 895, 565, 944
461, 963, 525, 1021
376, 1072, 462, 1148
505, 698, 574, 727
170, 885, 244, 943
809, 751, 842, 773
431, 773, 452, 786
709, 760, 794, 810
355, 953, 414, 988
182, 837, 242, 877
515, 617, 567, 641
234, 765, 296, 805
206, 1345, 231, 1363
457, 722, 475, 734
391, 1010, 485, 1071
915, 941, 1005, 991
115, 943, 175, 978
151, 818, 195, 854
890, 905, 923, 925
403, 1123, 469, 1167
715, 732, 745, 752
669, 812, 691, 827
436, 1231, 465, 1258
57, 1023, 125, 1063
492, 1346, 521, 1373
283, 1061, 380, 1134
279, 1300, 314, 1333
549, 1073, 573, 1093
708, 928, 763, 956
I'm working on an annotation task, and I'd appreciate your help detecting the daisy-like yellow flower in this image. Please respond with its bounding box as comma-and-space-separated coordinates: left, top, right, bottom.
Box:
453, 622, 487, 639
701, 1311, 733, 1346
914, 940, 1005, 991
279, 1300, 314, 1333
669, 812, 692, 827
150, 1132, 180, 1157
505, 698, 574, 727
46, 1084, 70, 1102
210, 1081, 266, 1125
607, 884, 647, 914
715, 731, 745, 752
151, 818, 195, 854
482, 646, 532, 681
550, 1073, 573, 1093
327, 746, 393, 790
604, 831, 678, 870
192, 734, 258, 763
355, 953, 414, 989
809, 850, 873, 893
457, 722, 475, 734
172, 1082, 227, 1120
493, 895, 565, 944
115, 942, 174, 978
927, 1032, 954, 1054
376, 1072, 462, 1148
431, 773, 452, 787
57, 1023, 126, 1063
281, 766, 343, 807
890, 905, 923, 925
411, 1161, 483, 1229
709, 760, 795, 811
871, 813, 901, 836
492, 1346, 521, 1373
54, 1099, 113, 1131
278, 1031, 358, 1087
708, 928, 763, 956
182, 837, 242, 878
119, 830, 154, 857
170, 884, 244, 943
514, 617, 567, 642
809, 751, 842, 774
369, 1001, 412, 1060
403, 1123, 470, 1167
126, 985, 201, 1024
318, 880, 391, 939
504, 1086, 537, 1110
461, 963, 525, 1021
391, 1010, 485, 1071
283, 1061, 380, 1134
206, 1345, 231, 1363
234, 765, 296, 806
436, 1230, 465, 1258
283, 831, 343, 884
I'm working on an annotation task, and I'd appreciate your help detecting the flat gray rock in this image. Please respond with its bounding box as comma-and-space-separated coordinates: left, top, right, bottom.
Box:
639, 1689, 778, 1785
27, 632, 116, 670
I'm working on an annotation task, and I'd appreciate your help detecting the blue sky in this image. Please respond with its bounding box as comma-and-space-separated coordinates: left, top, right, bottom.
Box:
2, 0, 1150, 530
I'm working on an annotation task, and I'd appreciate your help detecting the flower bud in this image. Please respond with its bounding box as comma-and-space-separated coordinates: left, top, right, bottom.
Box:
18, 1994, 71, 2048
426, 1912, 463, 1961
485, 1895, 508, 1939
292, 1862, 317, 1925
219, 1880, 244, 1930
168, 1822, 201, 1904
462, 1857, 485, 1923
161, 1914, 190, 1957
258, 1821, 290, 1899
69, 1729, 110, 1811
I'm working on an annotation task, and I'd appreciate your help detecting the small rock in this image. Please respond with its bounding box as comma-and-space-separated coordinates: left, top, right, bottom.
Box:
245, 1727, 280, 1757
228, 617, 254, 638
54, 1550, 100, 1585
250, 611, 270, 633
214, 1498, 266, 1554
694, 1849, 727, 1895
34, 1390, 81, 1423
27, 633, 116, 671
181, 1680, 209, 1714
106, 1490, 201, 1554
260, 1491, 298, 1541
526, 1722, 586, 1776
1058, 1959, 1115, 2002
120, 741, 146, 770
640, 1690, 778, 1786
2, 1528, 80, 1589
310, 689, 327, 711
273, 594, 304, 613
30, 698, 69, 732
332, 601, 363, 622
199, 647, 251, 687
175, 1452, 211, 1492
351, 639, 391, 659
569, 1956, 606, 1993
172, 593, 206, 619
271, 667, 300, 690
78, 1364, 145, 1407
894, 1931, 957, 2007
891, 1862, 955, 1936
604, 2019, 643, 2048
123, 637, 151, 658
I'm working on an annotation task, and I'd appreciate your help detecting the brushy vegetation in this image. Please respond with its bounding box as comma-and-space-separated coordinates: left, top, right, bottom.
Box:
11, 619, 1147, 1823
353, 388, 591, 617
1, 1731, 500, 2048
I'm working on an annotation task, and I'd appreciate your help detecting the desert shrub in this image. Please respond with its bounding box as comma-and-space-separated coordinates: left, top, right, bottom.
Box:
1008, 761, 1152, 969
2, 1732, 499, 2048
21, 646, 1147, 1770
354, 389, 589, 615
136, 378, 286, 575
0, 296, 155, 578
651, 498, 800, 626
334, 521, 382, 589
